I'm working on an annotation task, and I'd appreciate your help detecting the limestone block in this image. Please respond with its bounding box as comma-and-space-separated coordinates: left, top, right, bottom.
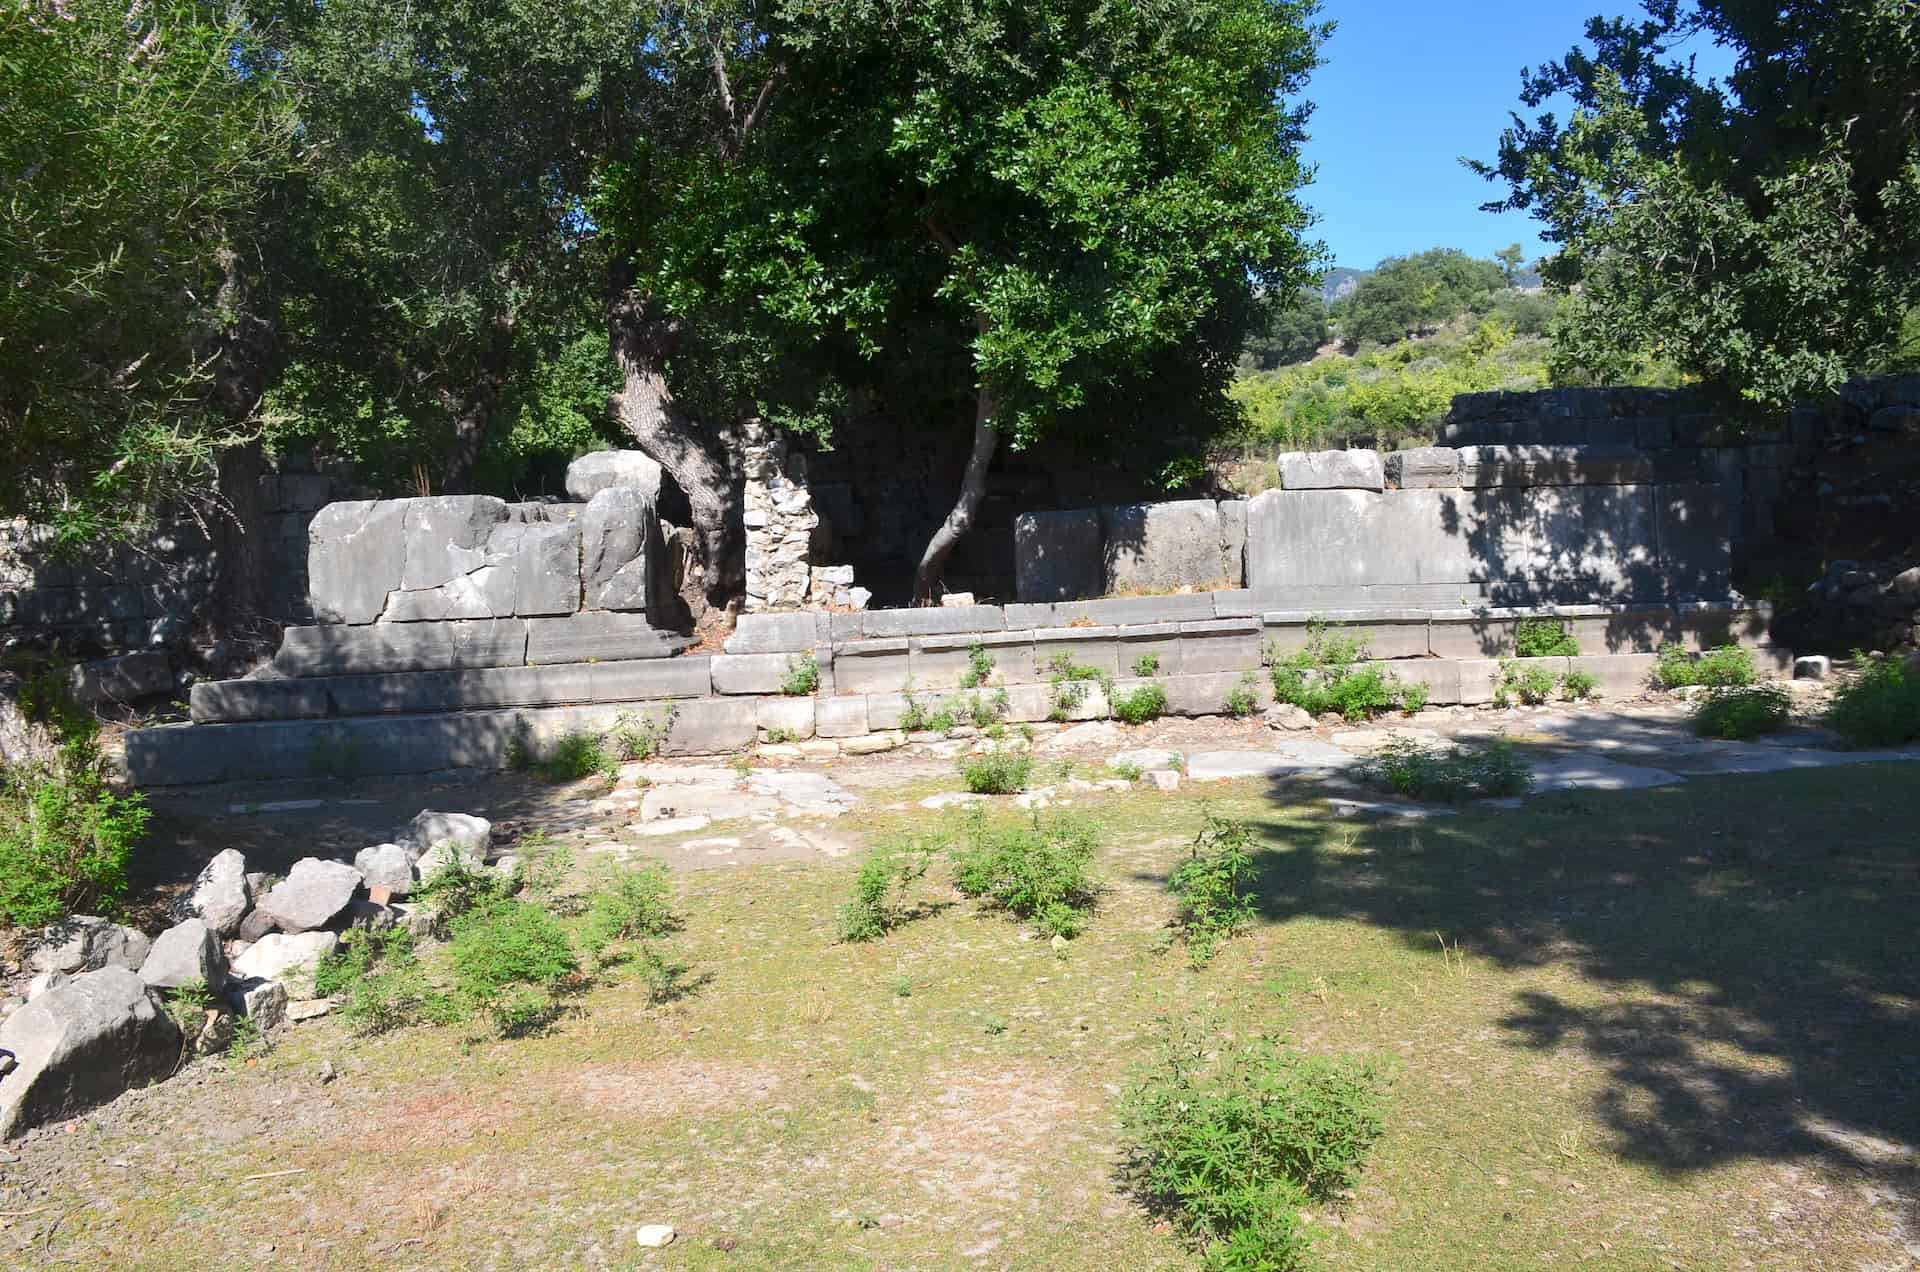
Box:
256, 858, 363, 933
725, 612, 829, 654
526, 612, 689, 664
755, 696, 816, 740
1177, 618, 1263, 674
1459, 445, 1654, 487
354, 843, 415, 897
308, 500, 407, 625
860, 607, 1007, 638
1384, 447, 1459, 490
1033, 627, 1120, 679
497, 518, 582, 617
230, 932, 338, 998
713, 652, 817, 696
565, 450, 663, 503
0, 967, 179, 1139
664, 698, 757, 755
834, 640, 912, 694
28, 917, 151, 975
169, 848, 251, 935
273, 620, 529, 676
64, 652, 172, 706
1048, 594, 1217, 626
581, 487, 656, 612
1014, 510, 1104, 603
1114, 624, 1182, 679
400, 495, 509, 592
1101, 500, 1226, 594
815, 696, 869, 738
1218, 500, 1248, 587
1279, 450, 1384, 491
139, 919, 226, 991
590, 657, 713, 702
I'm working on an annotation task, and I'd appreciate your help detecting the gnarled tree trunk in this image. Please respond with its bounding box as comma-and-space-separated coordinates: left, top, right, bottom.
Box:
912, 312, 999, 604
607, 274, 742, 617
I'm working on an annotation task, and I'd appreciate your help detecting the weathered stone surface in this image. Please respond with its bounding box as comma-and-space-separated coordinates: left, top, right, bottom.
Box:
754, 696, 816, 740
1794, 654, 1832, 681
665, 698, 758, 755
256, 858, 363, 933
498, 518, 583, 617
353, 843, 415, 896
1109, 749, 1182, 772
398, 811, 494, 865
1219, 500, 1248, 588
170, 848, 252, 936
713, 652, 808, 695
1048, 593, 1217, 626
724, 611, 827, 654
526, 613, 691, 665
1015, 509, 1105, 603
1101, 500, 1226, 594
1460, 445, 1655, 488
64, 652, 173, 706
230, 932, 338, 998
1384, 447, 1460, 490
861, 607, 1007, 638
566, 450, 664, 503
1280, 450, 1385, 491
190, 677, 331, 724
273, 620, 530, 676
815, 696, 869, 738
227, 978, 288, 1032
400, 495, 509, 592
581, 487, 655, 612
1264, 704, 1314, 731
139, 918, 226, 991
308, 500, 407, 625
0, 967, 180, 1139
28, 917, 151, 975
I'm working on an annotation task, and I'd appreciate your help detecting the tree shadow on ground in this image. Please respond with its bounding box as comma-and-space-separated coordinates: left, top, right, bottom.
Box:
1245, 763, 1920, 1221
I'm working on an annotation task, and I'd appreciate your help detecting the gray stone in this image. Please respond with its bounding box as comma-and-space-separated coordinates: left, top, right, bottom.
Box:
1101, 500, 1226, 594
1793, 654, 1832, 681
398, 810, 494, 865
345, 899, 399, 931
1280, 449, 1385, 491
1264, 704, 1314, 731
1108, 749, 1181, 772
229, 931, 338, 999
273, 619, 530, 676
237, 907, 277, 942
497, 518, 583, 617
1218, 500, 1248, 587
713, 652, 809, 695
64, 652, 173, 706
256, 858, 363, 933
1014, 510, 1105, 603
307, 500, 407, 625
589, 657, 713, 702
1049, 593, 1218, 626
27, 916, 152, 975
1145, 769, 1181, 792
581, 487, 655, 612
815, 696, 869, 738
1384, 447, 1460, 490
565, 450, 664, 503
170, 848, 252, 936
665, 697, 758, 755
1459, 445, 1654, 487
139, 918, 226, 991
1888, 566, 1920, 597
860, 606, 1007, 638
1185, 743, 1357, 780
754, 696, 816, 740
0, 967, 180, 1139
400, 495, 509, 592
189, 678, 330, 724
526, 613, 692, 665
227, 978, 288, 1033
724, 611, 828, 654
353, 843, 415, 896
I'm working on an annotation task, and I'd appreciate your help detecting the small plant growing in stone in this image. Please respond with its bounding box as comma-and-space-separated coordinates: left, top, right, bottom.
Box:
537, 731, 618, 783
837, 842, 933, 943
1825, 651, 1920, 746
1269, 622, 1405, 722
1120, 1026, 1386, 1270
1362, 738, 1532, 801
1399, 680, 1431, 713
607, 708, 673, 762
1169, 811, 1260, 967
1223, 671, 1261, 718
957, 642, 996, 690
948, 808, 1098, 938
899, 689, 931, 733
1560, 668, 1600, 701
1656, 643, 1756, 689
1045, 652, 1113, 722
163, 977, 216, 1038
1132, 652, 1163, 677
958, 748, 1034, 795
1693, 684, 1792, 739
763, 726, 801, 745
781, 652, 821, 696
1112, 681, 1170, 725
1493, 659, 1560, 707
1514, 617, 1579, 658
1112, 760, 1146, 782
958, 689, 1011, 729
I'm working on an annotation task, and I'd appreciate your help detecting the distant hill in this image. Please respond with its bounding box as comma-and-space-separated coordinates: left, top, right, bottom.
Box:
1318, 262, 1542, 305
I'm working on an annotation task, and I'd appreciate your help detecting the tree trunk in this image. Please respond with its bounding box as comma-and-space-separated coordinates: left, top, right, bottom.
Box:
606, 278, 742, 614
912, 378, 998, 605
205, 246, 278, 655
437, 315, 515, 494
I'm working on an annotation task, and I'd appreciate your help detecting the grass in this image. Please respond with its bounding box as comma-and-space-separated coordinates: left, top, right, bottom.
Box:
1362, 737, 1534, 801
23, 763, 1920, 1270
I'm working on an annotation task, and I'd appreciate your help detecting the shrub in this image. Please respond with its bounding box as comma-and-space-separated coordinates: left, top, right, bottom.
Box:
1493, 659, 1560, 706
1363, 738, 1533, 801
0, 683, 149, 927
1122, 1030, 1387, 1269
1112, 681, 1170, 725
1656, 643, 1756, 689
1132, 652, 1163, 677
1825, 653, 1920, 746
315, 927, 457, 1035
958, 642, 996, 690
958, 748, 1033, 795
1169, 812, 1259, 967
1268, 623, 1408, 722
163, 977, 216, 1038
1399, 680, 1431, 713
958, 689, 1011, 729
1112, 760, 1146, 782
1693, 684, 1793, 739
1514, 617, 1578, 658
607, 708, 673, 762
781, 652, 820, 696
1045, 653, 1113, 722
413, 857, 514, 938
837, 842, 933, 942
536, 731, 617, 783
1223, 672, 1261, 718
447, 898, 579, 1036
1561, 668, 1600, 700
949, 810, 1098, 937
580, 862, 680, 958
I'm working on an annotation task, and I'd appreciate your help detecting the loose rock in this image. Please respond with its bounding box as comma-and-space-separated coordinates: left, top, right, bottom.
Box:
139, 918, 227, 992
1263, 704, 1314, 732
27, 916, 152, 976
636, 1225, 677, 1249
399, 810, 494, 867
256, 858, 363, 933
227, 978, 289, 1033
352, 843, 415, 896
0, 967, 181, 1139
230, 931, 338, 999
170, 848, 252, 936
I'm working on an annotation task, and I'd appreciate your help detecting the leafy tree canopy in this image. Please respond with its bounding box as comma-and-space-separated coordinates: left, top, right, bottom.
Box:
1336, 248, 1507, 349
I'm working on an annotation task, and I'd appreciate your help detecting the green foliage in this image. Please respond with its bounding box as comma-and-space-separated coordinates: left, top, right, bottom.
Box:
1122, 1028, 1386, 1268
957, 749, 1034, 796
1131, 653, 1163, 678
580, 863, 681, 960
949, 810, 1099, 938
534, 731, 618, 784
0, 0, 293, 539
1243, 290, 1330, 369
447, 898, 579, 1037
1825, 653, 1920, 747
163, 978, 217, 1038
0, 684, 150, 927
1475, 4, 1920, 411
1656, 644, 1757, 689
413, 858, 514, 940
1398, 680, 1431, 713
1169, 812, 1260, 967
1112, 682, 1170, 726
1045, 653, 1114, 723
837, 842, 933, 943
782, 653, 820, 697
1493, 659, 1562, 707
1694, 685, 1793, 740
607, 709, 672, 763
1363, 739, 1533, 802
1223, 672, 1262, 719
958, 643, 997, 690
314, 927, 457, 1036
1561, 668, 1600, 701
1339, 249, 1507, 348
1112, 761, 1146, 782
1268, 624, 1413, 722
1514, 618, 1579, 658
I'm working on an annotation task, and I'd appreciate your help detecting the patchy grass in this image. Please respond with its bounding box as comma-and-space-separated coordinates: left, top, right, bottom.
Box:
15, 765, 1920, 1270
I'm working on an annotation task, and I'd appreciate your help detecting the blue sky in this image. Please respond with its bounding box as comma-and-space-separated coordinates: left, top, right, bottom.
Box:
1299, 0, 1731, 271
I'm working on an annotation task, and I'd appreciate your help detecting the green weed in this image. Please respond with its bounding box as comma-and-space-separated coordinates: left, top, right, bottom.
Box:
1656, 643, 1756, 689
949, 809, 1098, 938
1694, 684, 1793, 739
1362, 738, 1533, 801
782, 652, 821, 696
836, 842, 933, 943
1112, 681, 1170, 725
958, 748, 1033, 795
1169, 811, 1259, 967
1514, 617, 1578, 658
1825, 653, 1920, 746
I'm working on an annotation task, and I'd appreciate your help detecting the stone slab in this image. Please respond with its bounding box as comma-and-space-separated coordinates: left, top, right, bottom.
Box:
273, 620, 529, 676
859, 606, 1007, 638
1178, 621, 1264, 674
1161, 671, 1269, 717
713, 652, 820, 696
1564, 653, 1659, 699
834, 643, 913, 695
190, 678, 331, 724
525, 612, 691, 665
815, 696, 869, 738
725, 611, 830, 654
1101, 500, 1227, 594
754, 696, 815, 739
1264, 612, 1430, 661
589, 658, 713, 702
1114, 625, 1183, 678
307, 501, 408, 625
1219, 500, 1248, 588
1047, 593, 1217, 626
1459, 445, 1656, 487
1280, 450, 1384, 491
1014, 509, 1104, 603
1385, 447, 1460, 490
909, 635, 1034, 689
1186, 743, 1358, 781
